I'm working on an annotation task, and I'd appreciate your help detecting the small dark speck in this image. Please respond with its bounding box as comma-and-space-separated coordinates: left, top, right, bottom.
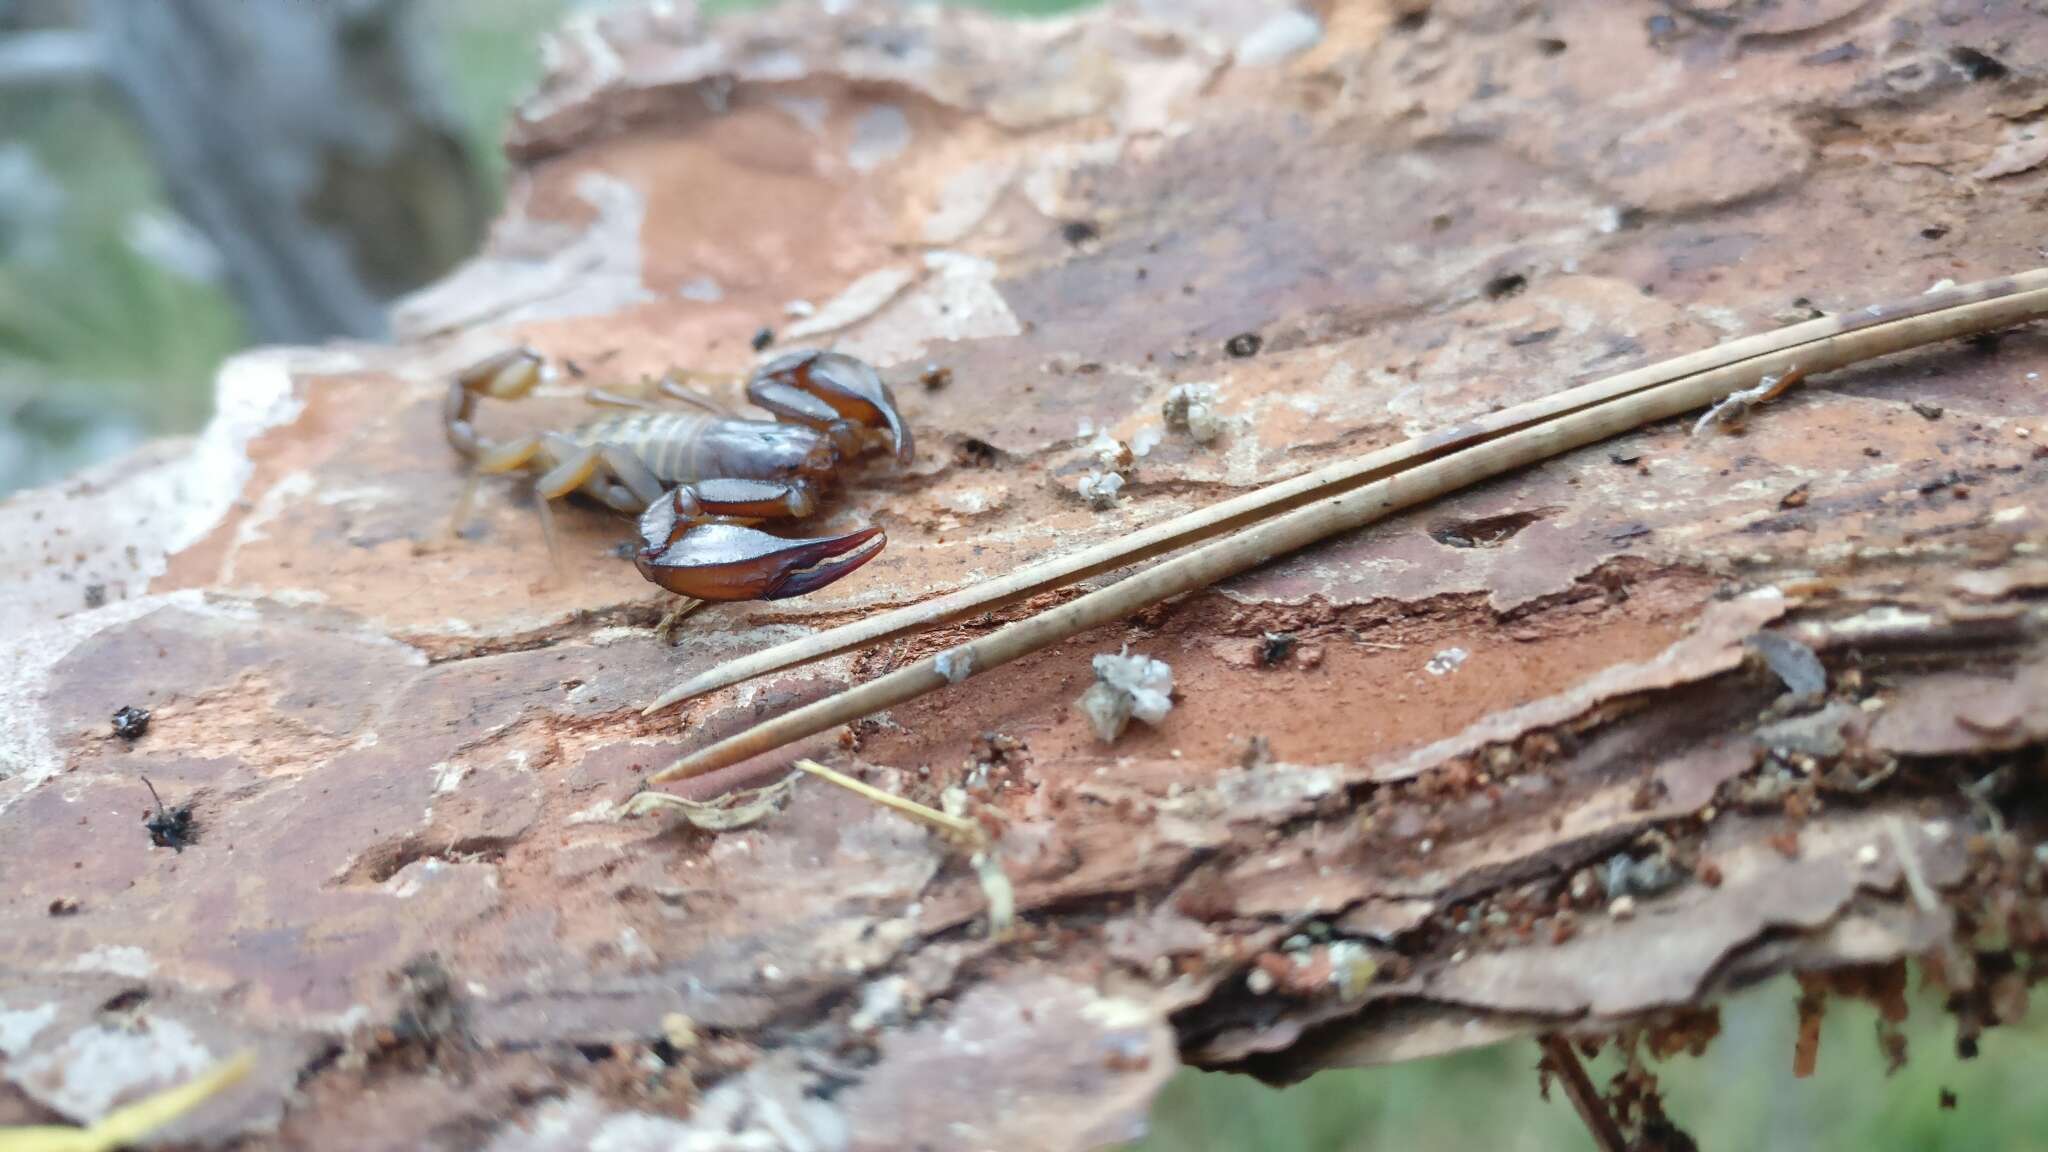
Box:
1610, 450, 1642, 465
563, 359, 586, 379
1535, 37, 1567, 55
751, 326, 775, 352
1940, 1089, 1958, 1110
919, 362, 952, 390
112, 706, 151, 740
1800, 42, 1861, 67
1061, 219, 1101, 246
1919, 470, 1965, 495
1949, 46, 2008, 82
48, 897, 81, 917
1509, 327, 1559, 347
1258, 632, 1296, 667
1912, 401, 1945, 420
83, 584, 107, 609
1919, 225, 1949, 240
1609, 523, 1653, 543
1485, 273, 1527, 300
1863, 446, 1882, 457
1394, 9, 1427, 31
1225, 332, 1263, 358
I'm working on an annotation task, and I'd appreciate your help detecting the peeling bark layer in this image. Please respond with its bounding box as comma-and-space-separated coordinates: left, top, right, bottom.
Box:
4, 1, 2047, 1148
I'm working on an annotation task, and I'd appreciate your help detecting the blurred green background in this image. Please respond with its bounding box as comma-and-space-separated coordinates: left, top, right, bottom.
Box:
2, 1, 2041, 1147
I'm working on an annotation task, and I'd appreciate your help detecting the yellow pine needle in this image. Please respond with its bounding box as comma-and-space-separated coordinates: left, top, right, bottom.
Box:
0, 1051, 254, 1152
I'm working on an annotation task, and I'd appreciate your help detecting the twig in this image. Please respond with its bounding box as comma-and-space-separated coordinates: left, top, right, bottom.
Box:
1539, 1035, 1629, 1152
1, 1050, 254, 1151
792, 759, 1013, 938
642, 274, 2048, 786
1885, 816, 1940, 914
646, 270, 2048, 714
791, 758, 983, 844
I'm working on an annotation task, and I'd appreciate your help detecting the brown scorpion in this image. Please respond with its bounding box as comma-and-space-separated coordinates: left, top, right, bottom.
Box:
445, 348, 912, 601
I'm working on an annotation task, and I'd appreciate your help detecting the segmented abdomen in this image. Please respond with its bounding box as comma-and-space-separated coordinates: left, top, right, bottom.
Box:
573, 411, 825, 487
574, 411, 711, 486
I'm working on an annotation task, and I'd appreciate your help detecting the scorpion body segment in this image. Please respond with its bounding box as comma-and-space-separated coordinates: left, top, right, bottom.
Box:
446, 348, 909, 602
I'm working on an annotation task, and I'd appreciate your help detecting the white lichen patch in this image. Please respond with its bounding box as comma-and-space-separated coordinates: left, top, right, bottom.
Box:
1162, 382, 1224, 444
0, 1002, 57, 1058
1077, 649, 1175, 742
20, 1016, 216, 1119
68, 945, 157, 979
1424, 647, 1469, 676
782, 265, 918, 341
1077, 469, 1125, 509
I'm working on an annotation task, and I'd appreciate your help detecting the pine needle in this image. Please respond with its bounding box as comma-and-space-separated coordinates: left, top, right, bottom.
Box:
639, 272, 2048, 786
645, 270, 2048, 716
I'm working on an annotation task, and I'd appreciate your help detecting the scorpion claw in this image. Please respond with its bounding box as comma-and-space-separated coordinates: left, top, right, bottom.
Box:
636, 522, 885, 601
751, 350, 914, 464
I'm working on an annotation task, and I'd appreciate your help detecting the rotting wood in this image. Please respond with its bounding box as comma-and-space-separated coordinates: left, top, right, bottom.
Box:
644, 271, 2048, 789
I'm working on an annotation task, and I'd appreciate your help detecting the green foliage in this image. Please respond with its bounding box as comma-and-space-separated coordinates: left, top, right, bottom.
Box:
1134, 973, 2048, 1152
0, 87, 242, 437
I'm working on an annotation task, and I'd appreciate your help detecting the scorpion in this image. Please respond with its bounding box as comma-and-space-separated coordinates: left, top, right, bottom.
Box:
445, 347, 912, 601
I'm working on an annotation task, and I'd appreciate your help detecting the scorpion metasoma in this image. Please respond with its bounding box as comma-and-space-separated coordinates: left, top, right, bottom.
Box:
445, 347, 912, 601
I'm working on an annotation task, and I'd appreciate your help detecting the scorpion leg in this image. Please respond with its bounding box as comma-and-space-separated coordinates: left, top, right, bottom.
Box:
586, 387, 655, 410
442, 348, 545, 542
747, 350, 913, 463
591, 444, 666, 513
633, 480, 884, 601
655, 370, 736, 416
531, 433, 601, 576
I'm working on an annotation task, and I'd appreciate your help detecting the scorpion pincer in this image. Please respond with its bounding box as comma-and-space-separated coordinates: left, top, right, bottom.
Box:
445, 348, 912, 601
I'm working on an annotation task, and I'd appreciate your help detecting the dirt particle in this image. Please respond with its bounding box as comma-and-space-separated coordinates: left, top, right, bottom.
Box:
1061, 219, 1101, 246
141, 778, 194, 852
955, 437, 1001, 467
1779, 483, 1810, 509
48, 896, 82, 917
111, 705, 152, 740
1484, 272, 1527, 300
751, 326, 775, 351
919, 362, 953, 390
1258, 631, 1297, 667
1948, 46, 2008, 82
1224, 332, 1263, 358
1912, 401, 1945, 421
